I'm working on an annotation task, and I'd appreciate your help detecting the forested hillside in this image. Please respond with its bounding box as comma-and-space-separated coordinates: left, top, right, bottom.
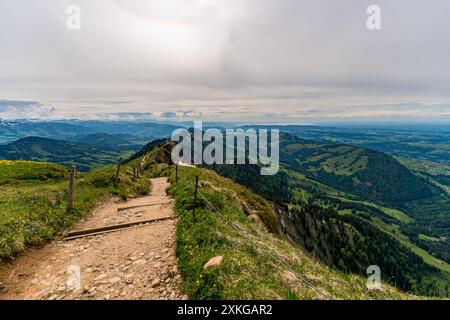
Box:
278, 133, 436, 206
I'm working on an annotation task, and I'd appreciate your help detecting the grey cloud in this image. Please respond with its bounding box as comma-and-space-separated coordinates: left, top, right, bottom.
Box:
0, 1, 450, 122
0, 99, 55, 119
180, 110, 202, 118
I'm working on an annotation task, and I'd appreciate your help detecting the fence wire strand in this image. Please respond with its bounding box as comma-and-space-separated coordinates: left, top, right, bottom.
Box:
195, 189, 334, 300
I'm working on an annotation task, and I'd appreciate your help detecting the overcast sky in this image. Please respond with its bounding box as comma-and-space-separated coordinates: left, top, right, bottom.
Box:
0, 0, 450, 123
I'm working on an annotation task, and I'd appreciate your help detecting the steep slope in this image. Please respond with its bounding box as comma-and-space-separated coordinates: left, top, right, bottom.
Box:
201, 163, 449, 297
129, 143, 421, 299
133, 135, 448, 297
156, 163, 418, 299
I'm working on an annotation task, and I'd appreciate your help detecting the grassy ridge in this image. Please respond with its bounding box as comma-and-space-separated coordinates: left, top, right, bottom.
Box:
158, 163, 418, 300
0, 160, 150, 260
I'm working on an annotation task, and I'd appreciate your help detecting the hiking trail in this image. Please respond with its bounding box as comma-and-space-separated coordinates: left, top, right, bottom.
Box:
0, 177, 185, 300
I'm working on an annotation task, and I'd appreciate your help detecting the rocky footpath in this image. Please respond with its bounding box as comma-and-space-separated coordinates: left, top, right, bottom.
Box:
0, 178, 186, 300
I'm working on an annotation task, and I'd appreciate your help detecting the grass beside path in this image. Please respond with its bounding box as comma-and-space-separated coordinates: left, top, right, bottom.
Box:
0, 160, 151, 260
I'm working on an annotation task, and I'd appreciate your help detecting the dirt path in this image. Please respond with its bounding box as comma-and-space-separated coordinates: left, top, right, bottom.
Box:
0, 178, 185, 300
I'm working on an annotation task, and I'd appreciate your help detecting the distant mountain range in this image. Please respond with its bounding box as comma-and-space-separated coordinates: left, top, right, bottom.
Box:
75, 133, 142, 151
0, 120, 182, 145
0, 121, 186, 171
0, 121, 93, 144
240, 124, 450, 164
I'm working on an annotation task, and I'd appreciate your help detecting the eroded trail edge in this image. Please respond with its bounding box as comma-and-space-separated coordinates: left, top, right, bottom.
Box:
0, 177, 185, 300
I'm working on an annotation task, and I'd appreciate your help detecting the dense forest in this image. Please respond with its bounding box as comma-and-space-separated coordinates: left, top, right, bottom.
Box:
206, 163, 293, 204
279, 203, 450, 297
399, 196, 450, 264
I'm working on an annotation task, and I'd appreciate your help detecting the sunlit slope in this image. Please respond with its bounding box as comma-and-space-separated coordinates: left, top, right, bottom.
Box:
0, 160, 150, 260
128, 144, 419, 300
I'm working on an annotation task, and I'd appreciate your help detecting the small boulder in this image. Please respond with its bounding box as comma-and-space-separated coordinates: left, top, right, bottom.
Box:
203, 256, 224, 270
151, 278, 160, 288
168, 266, 178, 277
124, 276, 134, 285
94, 274, 107, 282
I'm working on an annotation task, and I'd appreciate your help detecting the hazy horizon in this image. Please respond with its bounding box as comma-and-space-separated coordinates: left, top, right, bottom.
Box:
1, 0, 450, 123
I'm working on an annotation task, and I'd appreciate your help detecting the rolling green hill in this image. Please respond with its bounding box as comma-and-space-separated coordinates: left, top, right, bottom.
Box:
278, 133, 436, 206
164, 131, 448, 297
239, 124, 450, 165
0, 137, 132, 172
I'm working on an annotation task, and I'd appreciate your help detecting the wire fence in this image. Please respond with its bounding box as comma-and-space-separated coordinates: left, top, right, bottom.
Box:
194, 185, 334, 300
157, 162, 334, 299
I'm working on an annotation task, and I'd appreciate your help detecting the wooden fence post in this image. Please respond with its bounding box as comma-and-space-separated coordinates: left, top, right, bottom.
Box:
137, 162, 141, 178
67, 165, 76, 211
115, 158, 122, 185
192, 175, 199, 220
